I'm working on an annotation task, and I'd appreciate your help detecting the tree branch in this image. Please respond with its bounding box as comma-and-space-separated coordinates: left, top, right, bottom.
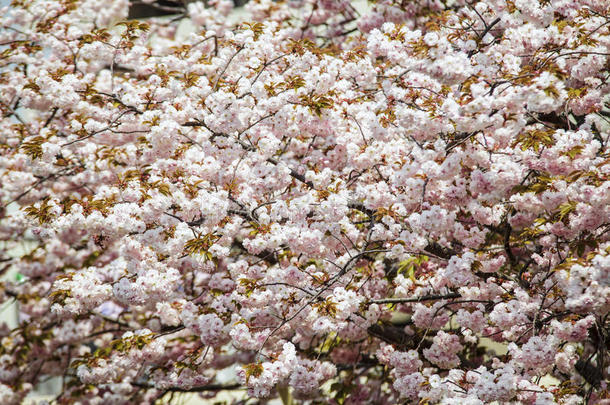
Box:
371, 293, 461, 304
134, 382, 242, 392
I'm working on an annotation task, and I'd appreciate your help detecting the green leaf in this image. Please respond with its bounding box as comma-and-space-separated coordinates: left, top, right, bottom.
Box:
244, 363, 264, 383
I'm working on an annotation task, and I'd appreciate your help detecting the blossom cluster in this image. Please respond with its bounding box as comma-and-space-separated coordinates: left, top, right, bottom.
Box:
0, 0, 609, 403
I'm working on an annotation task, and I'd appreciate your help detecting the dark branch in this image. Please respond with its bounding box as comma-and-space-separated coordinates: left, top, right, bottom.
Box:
371, 293, 461, 304
133, 381, 242, 392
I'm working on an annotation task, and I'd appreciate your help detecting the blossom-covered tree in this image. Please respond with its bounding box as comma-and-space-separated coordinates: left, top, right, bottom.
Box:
0, 0, 609, 403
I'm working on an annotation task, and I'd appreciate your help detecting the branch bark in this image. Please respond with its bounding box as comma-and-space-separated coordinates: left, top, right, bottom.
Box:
371, 293, 461, 304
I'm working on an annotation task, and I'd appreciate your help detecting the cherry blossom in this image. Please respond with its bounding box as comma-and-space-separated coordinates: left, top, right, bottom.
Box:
0, 0, 609, 403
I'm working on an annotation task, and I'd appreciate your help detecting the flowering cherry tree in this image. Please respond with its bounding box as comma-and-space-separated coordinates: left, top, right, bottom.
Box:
1, 0, 609, 403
